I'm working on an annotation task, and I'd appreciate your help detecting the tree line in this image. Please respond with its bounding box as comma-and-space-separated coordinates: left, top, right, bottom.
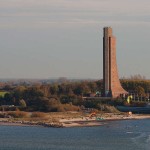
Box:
0, 79, 150, 112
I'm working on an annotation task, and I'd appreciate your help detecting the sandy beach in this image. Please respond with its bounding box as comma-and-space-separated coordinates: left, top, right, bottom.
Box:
59, 113, 150, 127
0, 112, 150, 128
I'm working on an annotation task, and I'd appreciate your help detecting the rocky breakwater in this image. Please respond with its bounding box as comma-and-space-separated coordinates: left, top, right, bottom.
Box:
19, 120, 64, 128
0, 119, 64, 128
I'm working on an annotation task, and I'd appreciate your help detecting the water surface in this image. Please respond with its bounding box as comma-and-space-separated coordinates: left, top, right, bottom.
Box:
0, 119, 150, 150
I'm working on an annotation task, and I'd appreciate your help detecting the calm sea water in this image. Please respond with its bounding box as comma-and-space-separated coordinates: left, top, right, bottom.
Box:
0, 119, 150, 150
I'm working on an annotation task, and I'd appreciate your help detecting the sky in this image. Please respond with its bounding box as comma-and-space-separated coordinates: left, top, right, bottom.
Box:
0, 0, 150, 79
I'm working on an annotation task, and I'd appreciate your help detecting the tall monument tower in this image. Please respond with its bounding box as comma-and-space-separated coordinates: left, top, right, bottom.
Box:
103, 27, 128, 98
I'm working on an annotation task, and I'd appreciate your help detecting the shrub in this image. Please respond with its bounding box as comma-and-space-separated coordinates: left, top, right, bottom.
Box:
0, 113, 5, 118
30, 112, 47, 118
104, 105, 120, 113
19, 99, 27, 108
62, 103, 80, 112
57, 105, 65, 112
7, 111, 29, 118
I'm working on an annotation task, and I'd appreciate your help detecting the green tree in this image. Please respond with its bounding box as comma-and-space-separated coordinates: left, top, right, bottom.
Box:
19, 99, 27, 108
135, 86, 146, 97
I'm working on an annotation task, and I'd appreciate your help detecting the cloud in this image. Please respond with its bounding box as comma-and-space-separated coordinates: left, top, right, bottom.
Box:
0, 18, 150, 30
0, 0, 149, 16
0, 0, 150, 14
0, 0, 150, 29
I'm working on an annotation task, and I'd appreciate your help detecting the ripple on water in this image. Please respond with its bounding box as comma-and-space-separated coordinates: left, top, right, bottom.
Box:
0, 119, 150, 150
132, 132, 150, 150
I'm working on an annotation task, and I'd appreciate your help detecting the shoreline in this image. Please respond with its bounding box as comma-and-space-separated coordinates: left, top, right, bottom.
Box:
0, 120, 63, 128
0, 113, 150, 128
60, 114, 150, 127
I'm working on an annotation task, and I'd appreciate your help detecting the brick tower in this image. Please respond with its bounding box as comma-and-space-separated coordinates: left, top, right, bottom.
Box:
103, 27, 128, 98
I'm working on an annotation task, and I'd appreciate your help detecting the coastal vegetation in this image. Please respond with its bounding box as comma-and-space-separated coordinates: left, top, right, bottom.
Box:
0, 91, 9, 97
0, 79, 150, 112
